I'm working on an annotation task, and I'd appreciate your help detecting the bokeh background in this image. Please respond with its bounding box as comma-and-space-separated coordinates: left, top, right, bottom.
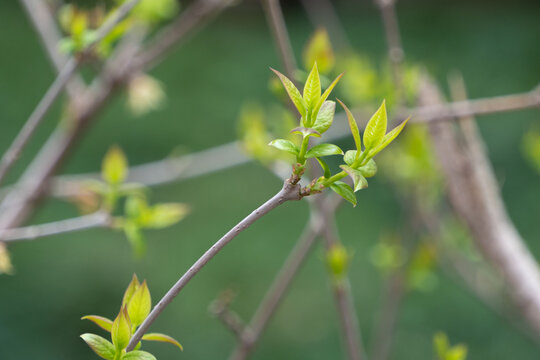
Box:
1, 0, 540, 359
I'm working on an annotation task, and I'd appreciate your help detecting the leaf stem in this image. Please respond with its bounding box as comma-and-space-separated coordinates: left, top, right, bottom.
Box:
297, 135, 311, 163
322, 170, 347, 187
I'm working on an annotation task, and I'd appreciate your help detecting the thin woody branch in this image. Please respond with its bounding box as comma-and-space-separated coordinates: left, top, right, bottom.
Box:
230, 194, 342, 360
126, 178, 306, 351
420, 73, 540, 337
320, 204, 366, 360
19, 0, 86, 97
0, 0, 141, 187
0, 0, 230, 236
0, 212, 110, 243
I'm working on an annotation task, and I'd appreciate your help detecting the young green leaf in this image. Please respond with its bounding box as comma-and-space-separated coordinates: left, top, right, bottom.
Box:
329, 181, 357, 206
82, 315, 114, 333
268, 139, 299, 156
111, 307, 132, 351
434, 332, 449, 359
142, 333, 183, 351
143, 203, 189, 229
337, 100, 361, 153
81, 333, 116, 360
315, 157, 331, 178
305, 143, 343, 158
122, 274, 141, 307
446, 345, 468, 360
343, 150, 357, 166
340, 165, 368, 192
368, 117, 409, 158
102, 146, 128, 185
304, 62, 321, 123
127, 280, 151, 327
363, 100, 388, 150
358, 159, 377, 178
303, 28, 335, 74
312, 100, 335, 134
121, 350, 157, 360
312, 73, 343, 122
270, 68, 307, 118
125, 196, 148, 220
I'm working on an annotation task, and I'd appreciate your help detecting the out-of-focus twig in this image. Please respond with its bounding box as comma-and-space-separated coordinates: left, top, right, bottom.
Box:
0, 0, 141, 187
420, 73, 540, 337
135, 0, 235, 71
261, 0, 297, 80
230, 195, 342, 360
374, 0, 404, 98
0, 0, 231, 236
321, 206, 366, 360
299, 0, 351, 51
0, 211, 110, 243
19, 0, 86, 97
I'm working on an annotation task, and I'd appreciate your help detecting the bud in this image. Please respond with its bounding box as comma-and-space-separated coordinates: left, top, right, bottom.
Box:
127, 74, 165, 116
326, 243, 350, 280
0, 243, 13, 275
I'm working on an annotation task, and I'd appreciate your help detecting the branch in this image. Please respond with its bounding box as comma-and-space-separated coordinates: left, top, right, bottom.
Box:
0, 0, 229, 235
0, 0, 141, 187
135, 0, 235, 71
374, 0, 404, 98
126, 178, 304, 351
19, 0, 86, 97
299, 0, 351, 51
209, 290, 249, 338
261, 0, 297, 79
0, 212, 110, 243
230, 194, 342, 360
320, 205, 366, 360
420, 73, 540, 337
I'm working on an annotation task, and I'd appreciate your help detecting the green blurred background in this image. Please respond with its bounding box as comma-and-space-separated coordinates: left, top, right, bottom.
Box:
1, 0, 540, 359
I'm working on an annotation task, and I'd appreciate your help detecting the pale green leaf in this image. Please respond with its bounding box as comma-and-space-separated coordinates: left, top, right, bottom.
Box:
111, 307, 131, 351
102, 146, 128, 185
270, 68, 307, 118
358, 159, 377, 178
302, 28, 335, 74
315, 157, 331, 178
337, 100, 361, 153
340, 165, 368, 192
434, 332, 449, 359
446, 345, 468, 360
142, 333, 183, 351
122, 274, 141, 307
82, 315, 114, 333
329, 181, 357, 206
81, 333, 116, 360
305, 144, 343, 158
343, 150, 357, 166
363, 100, 388, 150
122, 350, 157, 360
312, 100, 335, 134
304, 62, 321, 122
125, 196, 148, 220
143, 203, 189, 229
268, 139, 299, 155
369, 117, 409, 158
127, 280, 151, 327
313, 73, 343, 122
